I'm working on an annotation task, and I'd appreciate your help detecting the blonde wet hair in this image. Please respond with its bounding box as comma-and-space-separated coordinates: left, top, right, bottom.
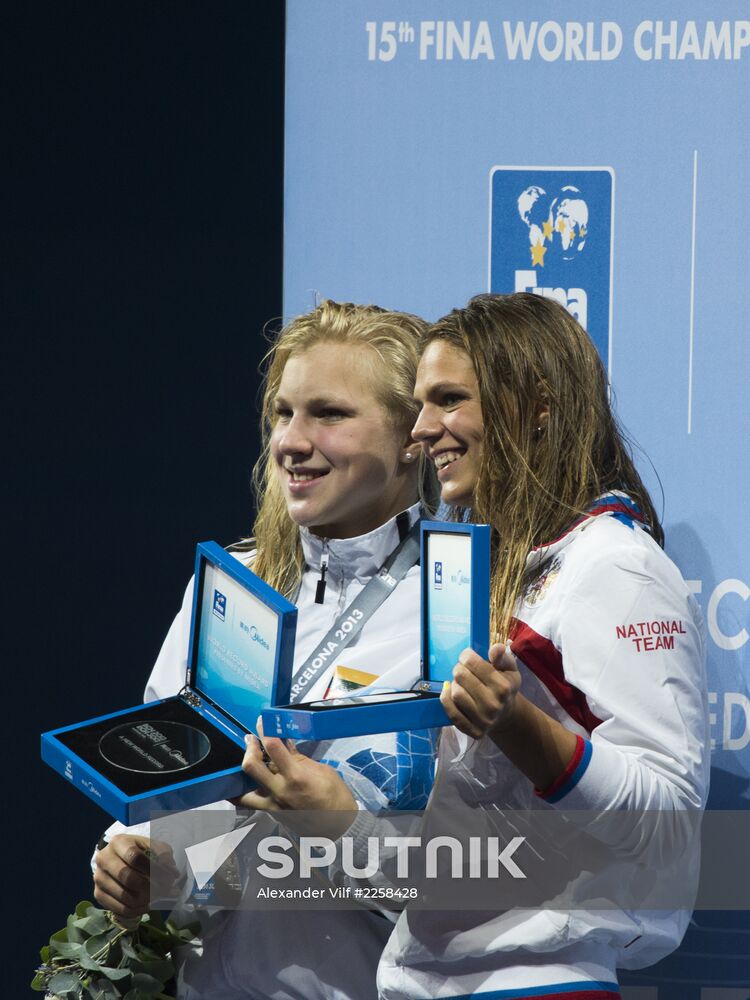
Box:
240, 299, 437, 598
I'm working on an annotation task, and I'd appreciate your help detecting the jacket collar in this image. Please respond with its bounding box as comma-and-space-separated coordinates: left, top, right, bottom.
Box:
525, 491, 648, 572
299, 501, 422, 583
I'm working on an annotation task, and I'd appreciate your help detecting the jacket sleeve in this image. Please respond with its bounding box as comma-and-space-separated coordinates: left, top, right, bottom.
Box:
529, 529, 709, 858
144, 577, 195, 702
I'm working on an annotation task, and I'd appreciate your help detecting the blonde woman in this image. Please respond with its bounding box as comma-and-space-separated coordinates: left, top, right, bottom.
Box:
92, 300, 438, 999
377, 292, 709, 1000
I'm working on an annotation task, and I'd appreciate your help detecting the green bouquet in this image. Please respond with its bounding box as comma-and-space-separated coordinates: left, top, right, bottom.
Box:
32, 901, 199, 1000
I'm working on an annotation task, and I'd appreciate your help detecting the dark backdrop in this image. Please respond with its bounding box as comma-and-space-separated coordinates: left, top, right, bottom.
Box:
5, 4, 285, 993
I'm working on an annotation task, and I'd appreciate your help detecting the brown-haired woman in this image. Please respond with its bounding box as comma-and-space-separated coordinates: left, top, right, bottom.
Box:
377, 292, 709, 1000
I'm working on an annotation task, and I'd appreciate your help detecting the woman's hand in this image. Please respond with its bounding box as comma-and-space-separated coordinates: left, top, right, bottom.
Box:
440, 640, 522, 740
236, 722, 358, 838
92, 834, 179, 918
442, 641, 580, 791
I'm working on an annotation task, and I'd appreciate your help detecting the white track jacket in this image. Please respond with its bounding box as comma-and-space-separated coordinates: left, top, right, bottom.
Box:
376, 495, 710, 1000
99, 503, 437, 1000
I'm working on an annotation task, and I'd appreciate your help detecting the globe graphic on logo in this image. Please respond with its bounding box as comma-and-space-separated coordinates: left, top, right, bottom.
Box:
551, 187, 588, 259
517, 185, 549, 246
517, 185, 589, 264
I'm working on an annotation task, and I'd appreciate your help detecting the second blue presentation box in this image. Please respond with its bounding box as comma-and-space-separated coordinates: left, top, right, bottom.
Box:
41, 542, 297, 824
262, 521, 490, 740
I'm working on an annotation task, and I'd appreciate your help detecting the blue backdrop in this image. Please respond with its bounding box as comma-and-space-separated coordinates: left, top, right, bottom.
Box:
283, 3, 750, 995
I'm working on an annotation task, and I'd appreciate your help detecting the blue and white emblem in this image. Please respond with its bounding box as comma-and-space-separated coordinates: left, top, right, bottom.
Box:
212, 589, 227, 621
434, 560, 443, 589
489, 166, 614, 369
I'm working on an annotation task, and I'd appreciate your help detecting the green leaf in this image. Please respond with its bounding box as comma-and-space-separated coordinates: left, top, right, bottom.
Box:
131, 972, 165, 992
30, 970, 47, 991
75, 900, 96, 919
84, 932, 115, 959
173, 920, 200, 941
40, 945, 52, 963
90, 977, 123, 999
128, 958, 173, 983
77, 950, 104, 974
75, 911, 111, 936
119, 936, 139, 961
130, 937, 160, 955
66, 914, 87, 944
48, 970, 82, 992
93, 965, 133, 982
139, 923, 172, 946
49, 940, 84, 961
51, 927, 72, 945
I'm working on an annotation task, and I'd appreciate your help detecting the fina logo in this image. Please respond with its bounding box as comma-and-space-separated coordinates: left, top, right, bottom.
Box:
451, 569, 471, 586
213, 589, 227, 621
519, 185, 589, 260
434, 560, 443, 589
489, 166, 613, 367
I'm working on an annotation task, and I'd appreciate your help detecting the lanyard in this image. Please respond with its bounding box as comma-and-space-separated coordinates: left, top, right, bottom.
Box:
289, 514, 422, 704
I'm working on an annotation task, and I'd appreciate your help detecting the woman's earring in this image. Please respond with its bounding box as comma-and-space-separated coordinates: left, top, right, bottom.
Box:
405, 452, 414, 461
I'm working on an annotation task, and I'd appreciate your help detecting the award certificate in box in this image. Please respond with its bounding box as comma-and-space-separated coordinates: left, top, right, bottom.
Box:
262, 520, 490, 740
41, 542, 296, 824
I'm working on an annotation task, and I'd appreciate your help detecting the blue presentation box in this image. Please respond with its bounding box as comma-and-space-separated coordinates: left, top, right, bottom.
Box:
262, 521, 490, 740
41, 542, 297, 825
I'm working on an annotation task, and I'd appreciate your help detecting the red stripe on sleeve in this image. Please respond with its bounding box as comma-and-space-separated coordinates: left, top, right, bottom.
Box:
535, 735, 585, 800
509, 620, 602, 733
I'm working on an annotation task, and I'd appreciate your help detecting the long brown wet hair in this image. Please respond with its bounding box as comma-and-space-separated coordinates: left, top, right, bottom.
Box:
425, 292, 662, 638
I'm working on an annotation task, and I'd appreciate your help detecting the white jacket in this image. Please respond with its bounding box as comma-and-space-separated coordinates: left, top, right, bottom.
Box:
146, 502, 435, 811
101, 502, 437, 1000
377, 495, 710, 1000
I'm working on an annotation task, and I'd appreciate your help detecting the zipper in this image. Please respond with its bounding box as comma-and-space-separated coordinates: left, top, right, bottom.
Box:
315, 542, 329, 604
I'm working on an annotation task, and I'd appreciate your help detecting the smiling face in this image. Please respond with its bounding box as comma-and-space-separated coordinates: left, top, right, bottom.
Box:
412, 340, 484, 508
270, 341, 417, 539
